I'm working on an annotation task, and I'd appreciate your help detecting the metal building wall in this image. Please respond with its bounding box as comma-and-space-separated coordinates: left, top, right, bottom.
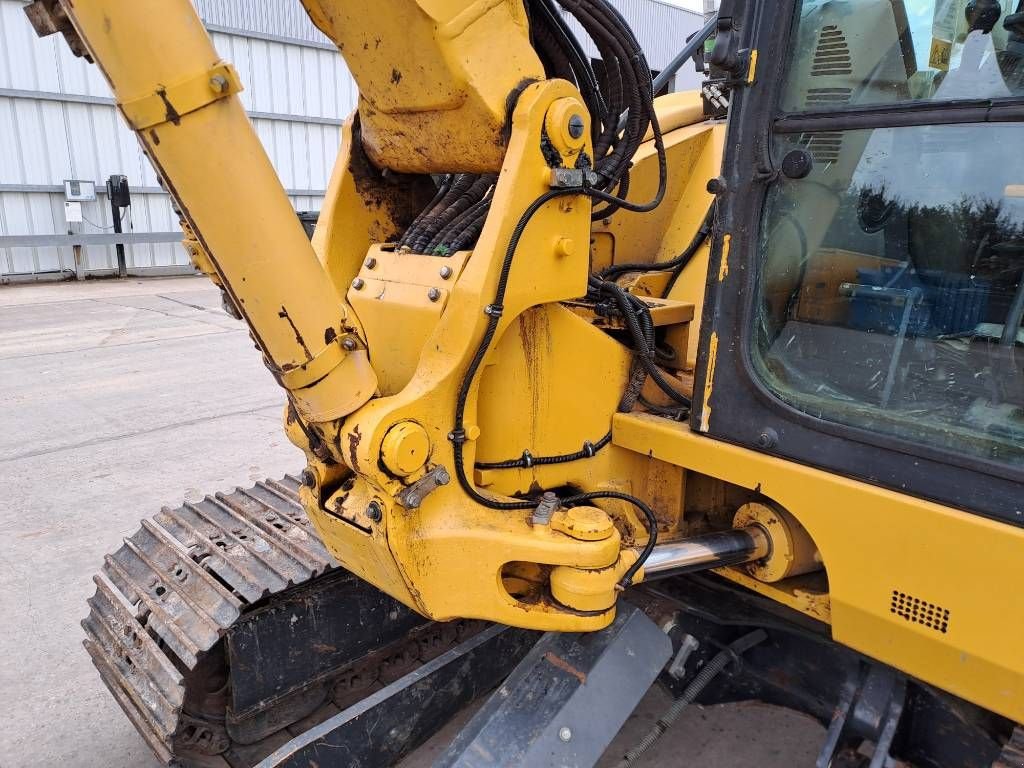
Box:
195, 0, 333, 46
0, 0, 700, 281
0, 0, 351, 280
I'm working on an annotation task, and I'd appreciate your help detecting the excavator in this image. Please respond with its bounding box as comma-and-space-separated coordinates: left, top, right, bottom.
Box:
22, 0, 1024, 765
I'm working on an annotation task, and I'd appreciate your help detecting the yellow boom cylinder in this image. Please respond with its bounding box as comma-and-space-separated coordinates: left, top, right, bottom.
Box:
51, 0, 377, 424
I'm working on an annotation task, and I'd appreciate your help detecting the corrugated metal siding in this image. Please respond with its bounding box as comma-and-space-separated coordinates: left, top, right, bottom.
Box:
1, 0, 699, 279
0, 0, 340, 277
194, 0, 332, 46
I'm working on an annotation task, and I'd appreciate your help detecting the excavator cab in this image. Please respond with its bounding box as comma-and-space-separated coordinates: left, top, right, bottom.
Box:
699, 0, 1024, 519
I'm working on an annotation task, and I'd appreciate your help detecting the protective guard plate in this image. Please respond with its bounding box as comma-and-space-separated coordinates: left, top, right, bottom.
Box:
436, 601, 672, 768
258, 624, 538, 768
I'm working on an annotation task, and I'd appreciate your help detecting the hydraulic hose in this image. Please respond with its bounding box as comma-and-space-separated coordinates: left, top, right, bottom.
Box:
613, 629, 769, 767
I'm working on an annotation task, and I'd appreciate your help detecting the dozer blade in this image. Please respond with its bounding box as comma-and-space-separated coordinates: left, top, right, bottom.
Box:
82, 475, 486, 767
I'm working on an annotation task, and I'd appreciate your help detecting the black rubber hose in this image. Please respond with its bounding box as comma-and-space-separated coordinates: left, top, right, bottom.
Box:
475, 431, 612, 469
594, 277, 690, 406
407, 174, 476, 253
426, 196, 494, 255
410, 174, 492, 253
613, 630, 769, 767
600, 204, 715, 281
397, 174, 453, 249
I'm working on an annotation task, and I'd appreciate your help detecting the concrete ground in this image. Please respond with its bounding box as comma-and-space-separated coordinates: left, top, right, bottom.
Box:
0, 276, 823, 767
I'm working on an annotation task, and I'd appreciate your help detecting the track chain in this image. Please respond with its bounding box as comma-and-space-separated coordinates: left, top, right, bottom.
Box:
82, 475, 478, 767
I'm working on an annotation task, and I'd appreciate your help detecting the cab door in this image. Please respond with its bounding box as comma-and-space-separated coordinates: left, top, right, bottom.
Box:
693, 0, 1024, 523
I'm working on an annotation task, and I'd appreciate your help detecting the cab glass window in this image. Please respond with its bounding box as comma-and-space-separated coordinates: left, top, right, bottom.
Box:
782, 0, 1024, 111
752, 123, 1024, 466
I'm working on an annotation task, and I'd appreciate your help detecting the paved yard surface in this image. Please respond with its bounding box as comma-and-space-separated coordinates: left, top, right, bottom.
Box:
0, 276, 822, 767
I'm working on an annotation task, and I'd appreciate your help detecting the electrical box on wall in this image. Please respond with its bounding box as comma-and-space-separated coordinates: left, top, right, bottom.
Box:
64, 179, 96, 202
64, 201, 83, 224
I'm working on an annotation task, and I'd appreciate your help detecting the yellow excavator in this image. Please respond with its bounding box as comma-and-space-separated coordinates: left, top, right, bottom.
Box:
23, 0, 1024, 765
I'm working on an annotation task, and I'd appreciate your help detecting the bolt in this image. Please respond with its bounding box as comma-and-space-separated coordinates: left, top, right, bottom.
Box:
558, 726, 572, 742
366, 501, 383, 522
706, 176, 727, 195
439, 265, 453, 280
567, 114, 585, 139
209, 74, 229, 93
300, 469, 316, 488
405, 494, 420, 508
365, 257, 377, 269
757, 427, 779, 450
555, 237, 575, 258
352, 278, 365, 290
435, 468, 451, 485
341, 337, 358, 351
532, 491, 560, 527
427, 287, 442, 302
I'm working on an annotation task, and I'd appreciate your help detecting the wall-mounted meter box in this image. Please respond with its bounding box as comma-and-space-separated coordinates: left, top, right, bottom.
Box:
64, 179, 97, 202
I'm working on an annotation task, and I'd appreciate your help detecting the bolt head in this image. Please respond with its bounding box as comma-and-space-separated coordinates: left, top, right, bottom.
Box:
341, 337, 358, 351
300, 469, 316, 488
567, 114, 585, 139
706, 176, 727, 195
757, 427, 779, 449
427, 287, 442, 302
209, 74, 228, 93
352, 278, 365, 290
439, 265, 453, 280
558, 726, 572, 742
366, 501, 383, 522
364, 257, 377, 269
555, 237, 575, 258
405, 494, 420, 508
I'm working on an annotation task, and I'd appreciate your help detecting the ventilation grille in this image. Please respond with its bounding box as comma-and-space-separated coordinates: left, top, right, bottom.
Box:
798, 131, 844, 165
806, 87, 853, 107
812, 25, 852, 76
891, 590, 950, 634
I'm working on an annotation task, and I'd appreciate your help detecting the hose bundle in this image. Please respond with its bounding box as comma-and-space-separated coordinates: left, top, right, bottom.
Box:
398, 0, 667, 254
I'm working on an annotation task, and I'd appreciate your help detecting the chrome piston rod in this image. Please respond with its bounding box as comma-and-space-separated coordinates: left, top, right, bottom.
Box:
640, 526, 771, 580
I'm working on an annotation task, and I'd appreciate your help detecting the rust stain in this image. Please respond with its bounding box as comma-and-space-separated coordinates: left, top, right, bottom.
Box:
543, 651, 587, 684
517, 309, 550, 448
347, 425, 362, 469
155, 87, 181, 126
278, 305, 312, 357
149, 128, 160, 146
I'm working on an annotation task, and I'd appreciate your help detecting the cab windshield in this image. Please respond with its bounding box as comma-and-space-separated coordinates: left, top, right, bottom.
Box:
781, 0, 1024, 111
751, 0, 1024, 468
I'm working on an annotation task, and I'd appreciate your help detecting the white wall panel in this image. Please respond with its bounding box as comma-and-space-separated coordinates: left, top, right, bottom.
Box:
194, 0, 332, 46
0, 0, 350, 277
1, 0, 692, 278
